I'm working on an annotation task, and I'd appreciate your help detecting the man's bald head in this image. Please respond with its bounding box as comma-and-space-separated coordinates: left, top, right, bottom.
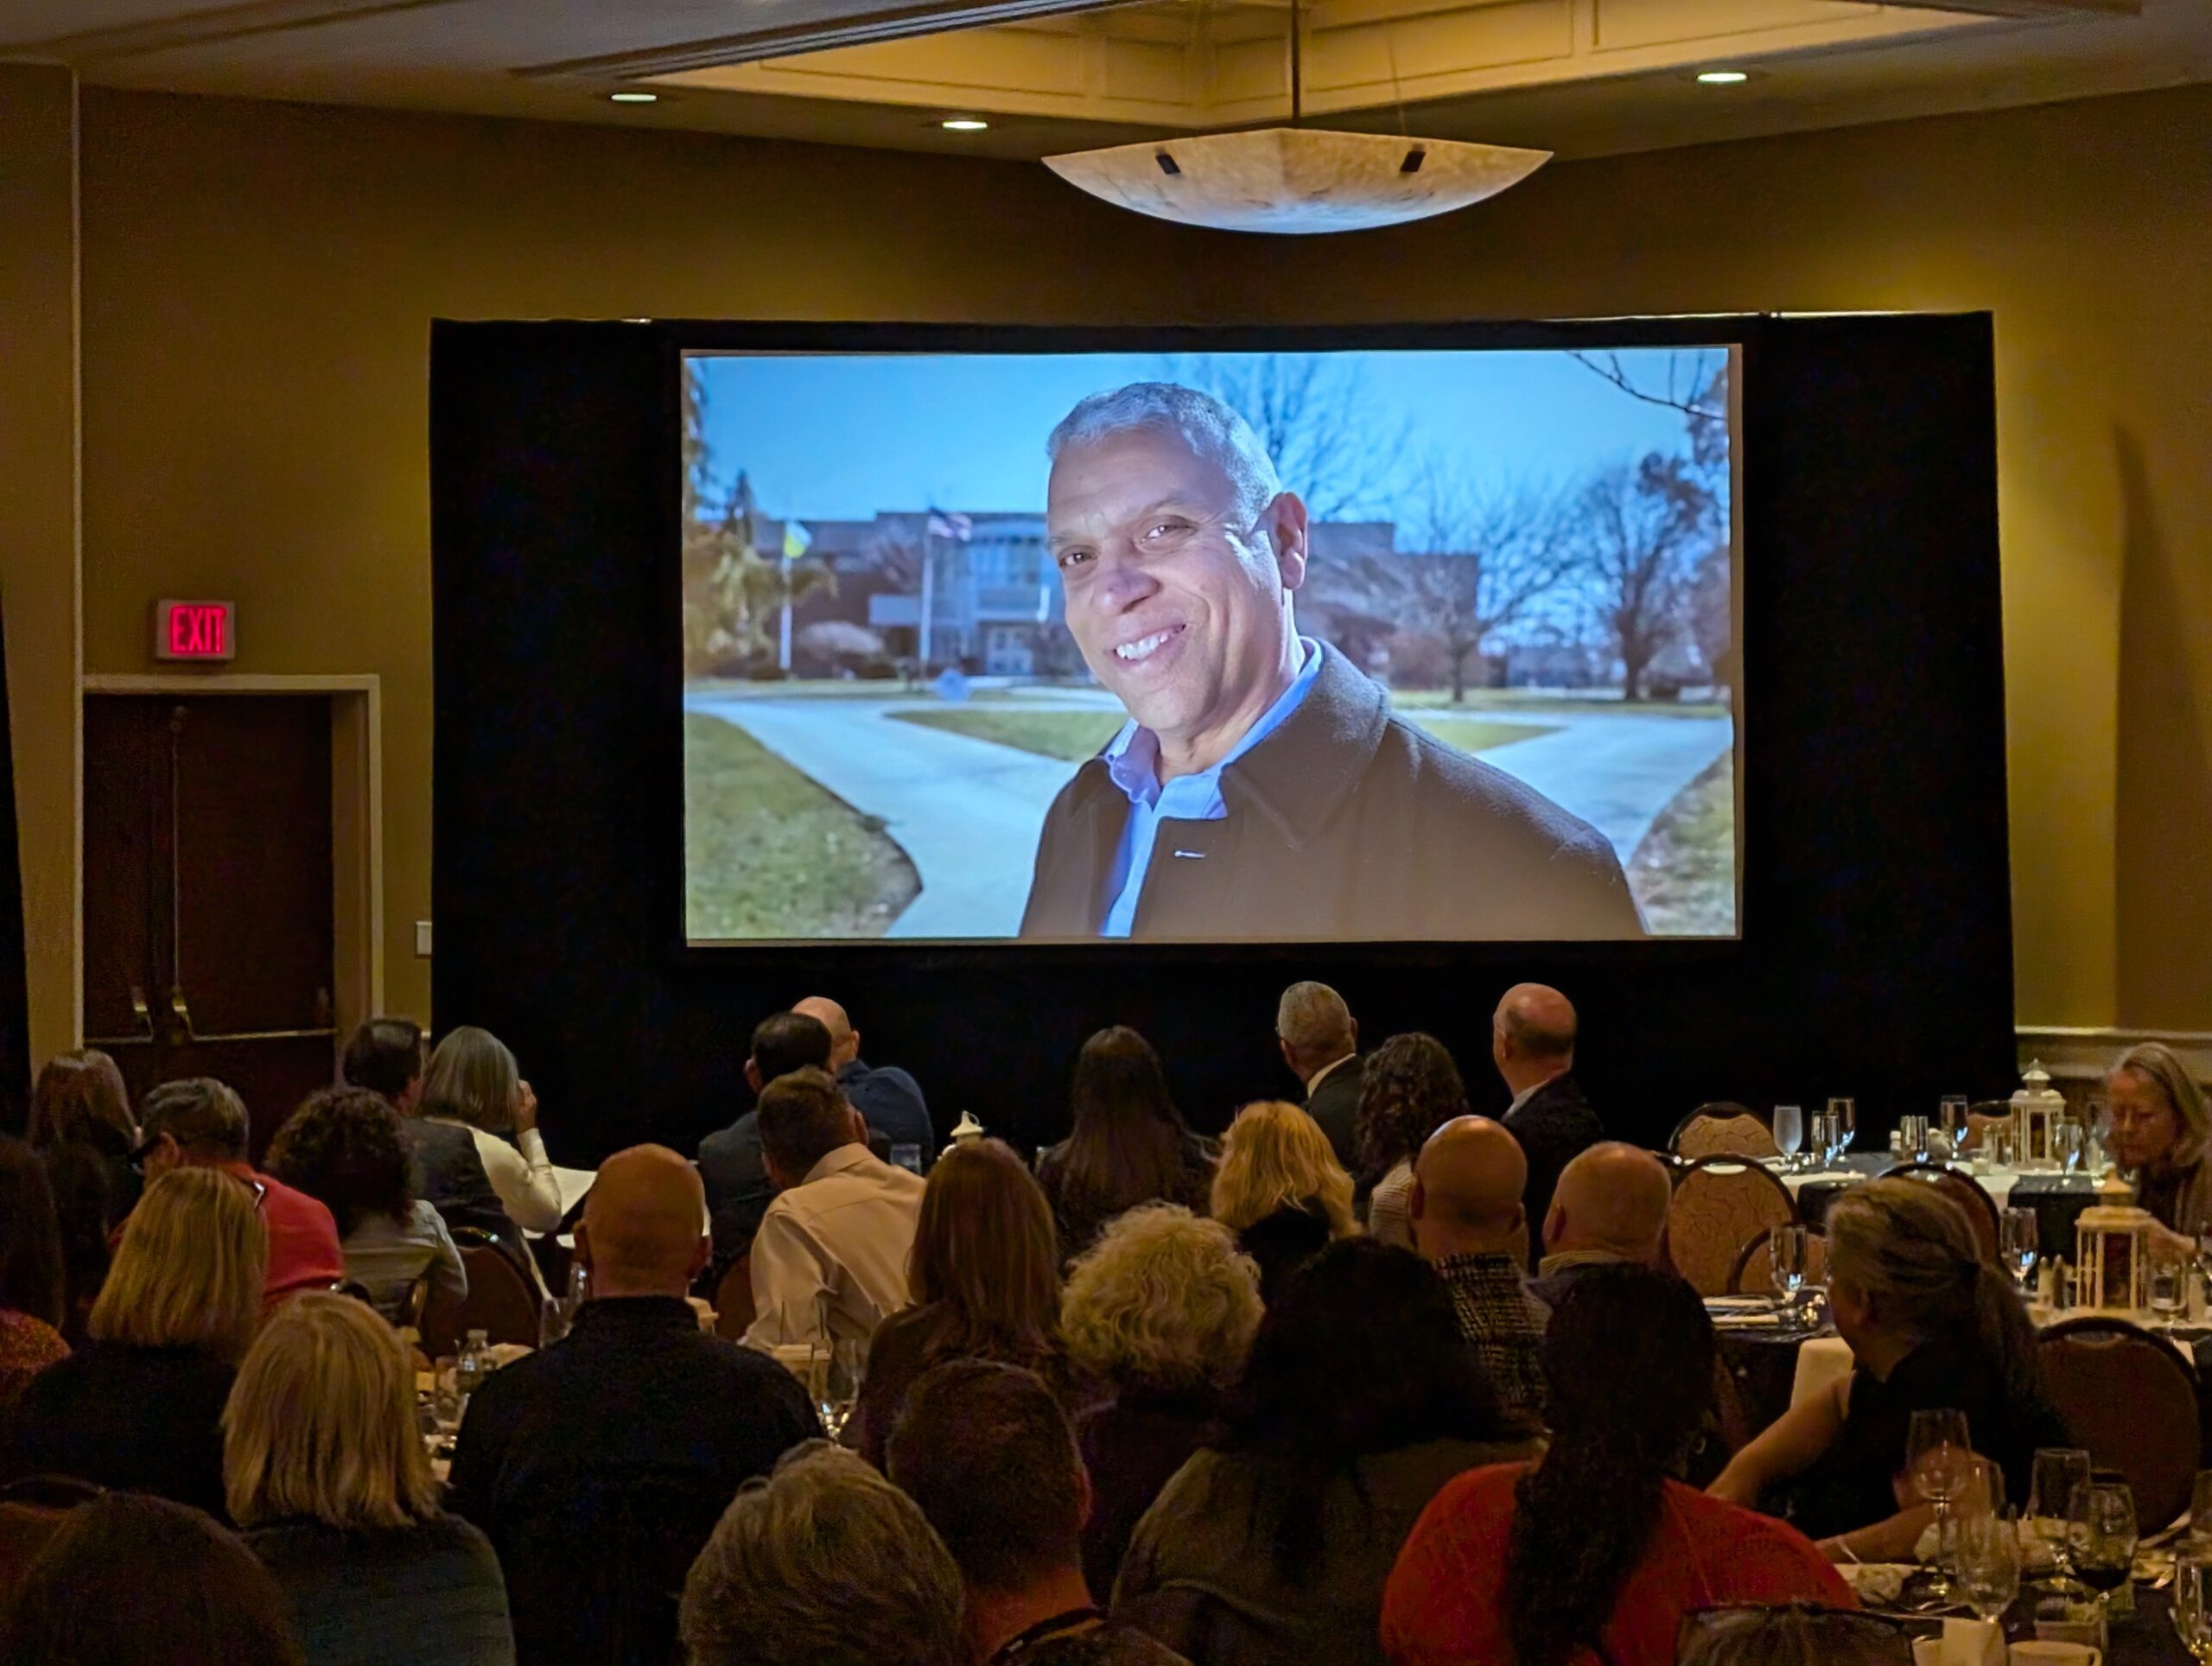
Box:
579, 1144, 709, 1299
1276, 982, 1356, 1078
1491, 983, 1577, 1095
1543, 1141, 1672, 1264
1409, 1116, 1528, 1260
791, 996, 860, 1070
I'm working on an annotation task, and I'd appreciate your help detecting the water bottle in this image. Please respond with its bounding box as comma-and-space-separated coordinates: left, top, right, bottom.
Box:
454, 1328, 491, 1413
541, 1262, 587, 1348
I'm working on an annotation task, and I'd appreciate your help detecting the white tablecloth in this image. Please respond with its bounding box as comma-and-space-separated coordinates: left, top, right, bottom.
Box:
1764, 1159, 2030, 1208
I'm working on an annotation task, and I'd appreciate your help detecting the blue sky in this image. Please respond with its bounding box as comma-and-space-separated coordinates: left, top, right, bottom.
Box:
688, 347, 1726, 525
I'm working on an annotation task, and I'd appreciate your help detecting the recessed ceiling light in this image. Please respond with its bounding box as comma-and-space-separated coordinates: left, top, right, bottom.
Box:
1695, 69, 1750, 85
609, 90, 659, 105
941, 118, 989, 132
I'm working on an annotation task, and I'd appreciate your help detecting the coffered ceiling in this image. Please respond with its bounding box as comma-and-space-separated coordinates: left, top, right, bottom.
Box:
0, 0, 2204, 161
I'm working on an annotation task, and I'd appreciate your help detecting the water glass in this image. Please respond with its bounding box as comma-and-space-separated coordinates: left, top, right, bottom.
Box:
1910, 1408, 1974, 1595
2070, 1478, 2139, 1614
2152, 1263, 2189, 1327
2056, 1122, 2086, 1173
1828, 1097, 1856, 1151
1769, 1224, 1809, 1314
1956, 1508, 2023, 1624
2031, 1448, 2093, 1587
2003, 1207, 2040, 1295
1813, 1111, 1840, 1168
2176, 1556, 2212, 1663
889, 1143, 924, 1174
1941, 1095, 1971, 1148
430, 1358, 465, 1436
1773, 1104, 1803, 1170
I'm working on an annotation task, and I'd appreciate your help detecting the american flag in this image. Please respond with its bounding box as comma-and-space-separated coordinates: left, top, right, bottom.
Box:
925, 510, 973, 542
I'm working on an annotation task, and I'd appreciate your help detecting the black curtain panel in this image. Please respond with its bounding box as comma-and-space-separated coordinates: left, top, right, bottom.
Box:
0, 601, 36, 1134
431, 315, 2013, 1166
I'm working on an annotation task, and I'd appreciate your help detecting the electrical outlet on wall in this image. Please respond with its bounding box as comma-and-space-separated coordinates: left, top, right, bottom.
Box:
415, 920, 433, 957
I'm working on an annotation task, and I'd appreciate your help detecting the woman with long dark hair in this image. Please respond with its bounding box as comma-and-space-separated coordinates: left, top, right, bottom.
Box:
1035, 1027, 1214, 1257
1382, 1266, 1847, 1666
851, 1138, 1067, 1466
1116, 1238, 1537, 1664
1354, 1033, 1469, 1250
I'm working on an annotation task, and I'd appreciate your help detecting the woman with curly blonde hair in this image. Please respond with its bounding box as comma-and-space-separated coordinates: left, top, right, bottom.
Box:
1211, 1100, 1360, 1305
1058, 1202, 1263, 1596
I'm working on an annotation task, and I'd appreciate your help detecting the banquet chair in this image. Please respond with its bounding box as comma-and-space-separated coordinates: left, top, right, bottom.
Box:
713, 1254, 756, 1342
1727, 1227, 1829, 1297
1964, 1102, 2013, 1153
1666, 1157, 1798, 1297
422, 1230, 543, 1358
1878, 1162, 2002, 1263
1671, 1103, 1781, 1161
2038, 1316, 2201, 1531
0, 1478, 102, 1611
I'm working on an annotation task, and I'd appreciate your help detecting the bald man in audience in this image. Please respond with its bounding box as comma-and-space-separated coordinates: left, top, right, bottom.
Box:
448, 1145, 820, 1666
791, 995, 934, 1165
1527, 1141, 1675, 1311
1408, 1116, 1550, 1420
1275, 981, 1362, 1170
1492, 982, 1605, 1272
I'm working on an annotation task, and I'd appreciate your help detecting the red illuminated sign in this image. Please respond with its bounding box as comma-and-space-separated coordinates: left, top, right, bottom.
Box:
154, 601, 236, 662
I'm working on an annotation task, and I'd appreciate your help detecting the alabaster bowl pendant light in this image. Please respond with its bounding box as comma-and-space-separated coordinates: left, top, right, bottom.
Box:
1043, 0, 1548, 234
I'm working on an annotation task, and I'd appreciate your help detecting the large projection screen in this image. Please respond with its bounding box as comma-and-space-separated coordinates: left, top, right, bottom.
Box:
679, 346, 1740, 945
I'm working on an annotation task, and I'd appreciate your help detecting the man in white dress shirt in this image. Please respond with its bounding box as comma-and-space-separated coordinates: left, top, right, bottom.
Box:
743, 1066, 925, 1355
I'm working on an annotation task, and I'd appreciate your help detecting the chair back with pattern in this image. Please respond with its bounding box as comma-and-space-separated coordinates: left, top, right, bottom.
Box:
1667, 1157, 1798, 1297
1672, 1103, 1781, 1161
1729, 1227, 1830, 1297
2038, 1316, 2201, 1531
422, 1230, 543, 1358
1879, 1162, 2003, 1263
0, 1478, 102, 1612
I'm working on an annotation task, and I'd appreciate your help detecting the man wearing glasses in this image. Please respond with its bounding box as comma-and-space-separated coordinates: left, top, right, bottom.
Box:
1020, 383, 1643, 944
134, 1078, 345, 1302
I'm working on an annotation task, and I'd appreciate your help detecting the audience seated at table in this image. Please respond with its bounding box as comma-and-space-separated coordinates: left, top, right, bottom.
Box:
0, 1491, 307, 1666
2107, 1040, 2211, 1254
1036, 1027, 1217, 1260
1274, 981, 1363, 1172
1408, 1116, 1550, 1419
446, 1145, 819, 1665
1674, 1604, 1912, 1664
890, 1359, 1192, 1665
679, 1442, 966, 1666
1491, 984, 1607, 1271
1528, 1141, 1674, 1309
1381, 1266, 1851, 1666
1707, 1178, 2069, 1561
418, 1027, 563, 1239
1117, 1237, 1540, 1665
27, 1046, 141, 1234
791, 994, 937, 1162
852, 1136, 1068, 1467
1059, 1202, 1264, 1598
742, 1065, 927, 1352
134, 1076, 346, 1301
1209, 1098, 1360, 1306
0, 1138, 71, 1407
1356, 1033, 1471, 1250
226, 1293, 514, 1666
697, 1009, 835, 1271
4, 1166, 264, 1518
264, 1087, 468, 1324
342, 1017, 507, 1241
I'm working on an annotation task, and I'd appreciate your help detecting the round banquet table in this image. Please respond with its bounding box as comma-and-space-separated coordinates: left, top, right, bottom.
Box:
1767, 1154, 2104, 1261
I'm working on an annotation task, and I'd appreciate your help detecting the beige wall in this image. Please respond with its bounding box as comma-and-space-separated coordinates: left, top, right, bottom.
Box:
32, 79, 2212, 1038
0, 65, 80, 1069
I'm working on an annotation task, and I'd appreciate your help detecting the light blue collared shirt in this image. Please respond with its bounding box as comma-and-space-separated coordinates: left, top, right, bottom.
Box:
1096, 638, 1323, 938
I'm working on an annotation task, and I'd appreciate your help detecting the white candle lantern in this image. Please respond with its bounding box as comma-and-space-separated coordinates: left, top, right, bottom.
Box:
2012, 1059, 2067, 1172
2075, 1169, 2153, 1313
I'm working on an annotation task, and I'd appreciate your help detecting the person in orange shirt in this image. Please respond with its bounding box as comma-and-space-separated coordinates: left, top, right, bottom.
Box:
1382, 1265, 1850, 1666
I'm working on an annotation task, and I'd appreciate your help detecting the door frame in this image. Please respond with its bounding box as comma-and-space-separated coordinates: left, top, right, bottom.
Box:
79, 674, 385, 1044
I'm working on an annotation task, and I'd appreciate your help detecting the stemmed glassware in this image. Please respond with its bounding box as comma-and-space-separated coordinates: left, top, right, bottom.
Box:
1940, 1096, 1970, 1155
1955, 1488, 2022, 1626
1769, 1224, 1810, 1325
2030, 1447, 2093, 1595
2176, 1556, 2212, 1663
1827, 1097, 1856, 1160
1773, 1104, 1804, 1173
2069, 1478, 2139, 1620
2001, 1207, 2040, 1298
1909, 1408, 1974, 1599
2056, 1122, 2086, 1174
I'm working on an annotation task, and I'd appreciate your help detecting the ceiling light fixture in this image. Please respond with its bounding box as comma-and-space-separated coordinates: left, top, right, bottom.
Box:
1043, 0, 1547, 235
941, 118, 989, 131
1695, 69, 1751, 84
608, 90, 658, 104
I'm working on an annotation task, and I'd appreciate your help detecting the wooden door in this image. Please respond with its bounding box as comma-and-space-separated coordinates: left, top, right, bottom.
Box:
84, 696, 338, 1157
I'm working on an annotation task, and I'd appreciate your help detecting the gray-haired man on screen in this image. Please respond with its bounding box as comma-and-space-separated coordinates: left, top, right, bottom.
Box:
1018, 382, 1643, 942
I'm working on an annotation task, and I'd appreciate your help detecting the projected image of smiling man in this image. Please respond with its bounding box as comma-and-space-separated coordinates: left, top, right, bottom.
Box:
1018, 381, 1644, 944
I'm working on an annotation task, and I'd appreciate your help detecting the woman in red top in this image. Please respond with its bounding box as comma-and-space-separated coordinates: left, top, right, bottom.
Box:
1382, 1265, 1850, 1666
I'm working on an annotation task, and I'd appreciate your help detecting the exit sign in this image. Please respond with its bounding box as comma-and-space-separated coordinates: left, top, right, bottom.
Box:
154, 601, 235, 662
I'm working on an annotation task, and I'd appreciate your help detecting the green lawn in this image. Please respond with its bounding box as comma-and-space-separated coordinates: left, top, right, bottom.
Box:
1404, 716, 1559, 754
684, 713, 918, 938
887, 708, 1124, 762
1627, 749, 1738, 936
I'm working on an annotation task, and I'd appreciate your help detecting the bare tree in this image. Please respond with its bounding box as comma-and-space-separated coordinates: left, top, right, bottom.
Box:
1579, 457, 1707, 702
1395, 473, 1581, 702
1166, 354, 1407, 522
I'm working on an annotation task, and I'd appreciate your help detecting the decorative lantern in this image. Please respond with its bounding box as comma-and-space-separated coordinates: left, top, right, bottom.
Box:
938, 1110, 985, 1165
2075, 1170, 2153, 1313
2012, 1059, 2068, 1171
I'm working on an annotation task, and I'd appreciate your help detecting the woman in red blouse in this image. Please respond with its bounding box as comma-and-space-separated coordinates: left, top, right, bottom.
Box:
1382, 1266, 1850, 1666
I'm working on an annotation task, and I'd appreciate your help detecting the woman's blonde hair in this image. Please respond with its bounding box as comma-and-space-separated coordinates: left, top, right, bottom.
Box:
90, 1167, 266, 1362
1209, 1100, 1358, 1239
1059, 1202, 1262, 1393
225, 1293, 438, 1531
420, 1026, 519, 1135
2110, 1042, 2209, 1169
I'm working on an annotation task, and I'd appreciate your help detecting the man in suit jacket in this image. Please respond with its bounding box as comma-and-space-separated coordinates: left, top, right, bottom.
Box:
791, 995, 934, 1164
1016, 383, 1644, 945
696, 1010, 833, 1274
1492, 983, 1605, 1272
1276, 981, 1362, 1172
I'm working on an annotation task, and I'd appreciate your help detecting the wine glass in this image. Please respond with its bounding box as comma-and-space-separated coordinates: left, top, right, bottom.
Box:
1941, 1096, 1970, 1154
2176, 1556, 2212, 1663
1908, 1408, 1974, 1597
1769, 1224, 1809, 1320
1828, 1097, 1856, 1156
2001, 1207, 2040, 1297
2069, 1478, 2139, 1618
1955, 1505, 2022, 1625
1774, 1104, 1803, 1173
2056, 1122, 2085, 1174
2031, 1447, 2093, 1593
